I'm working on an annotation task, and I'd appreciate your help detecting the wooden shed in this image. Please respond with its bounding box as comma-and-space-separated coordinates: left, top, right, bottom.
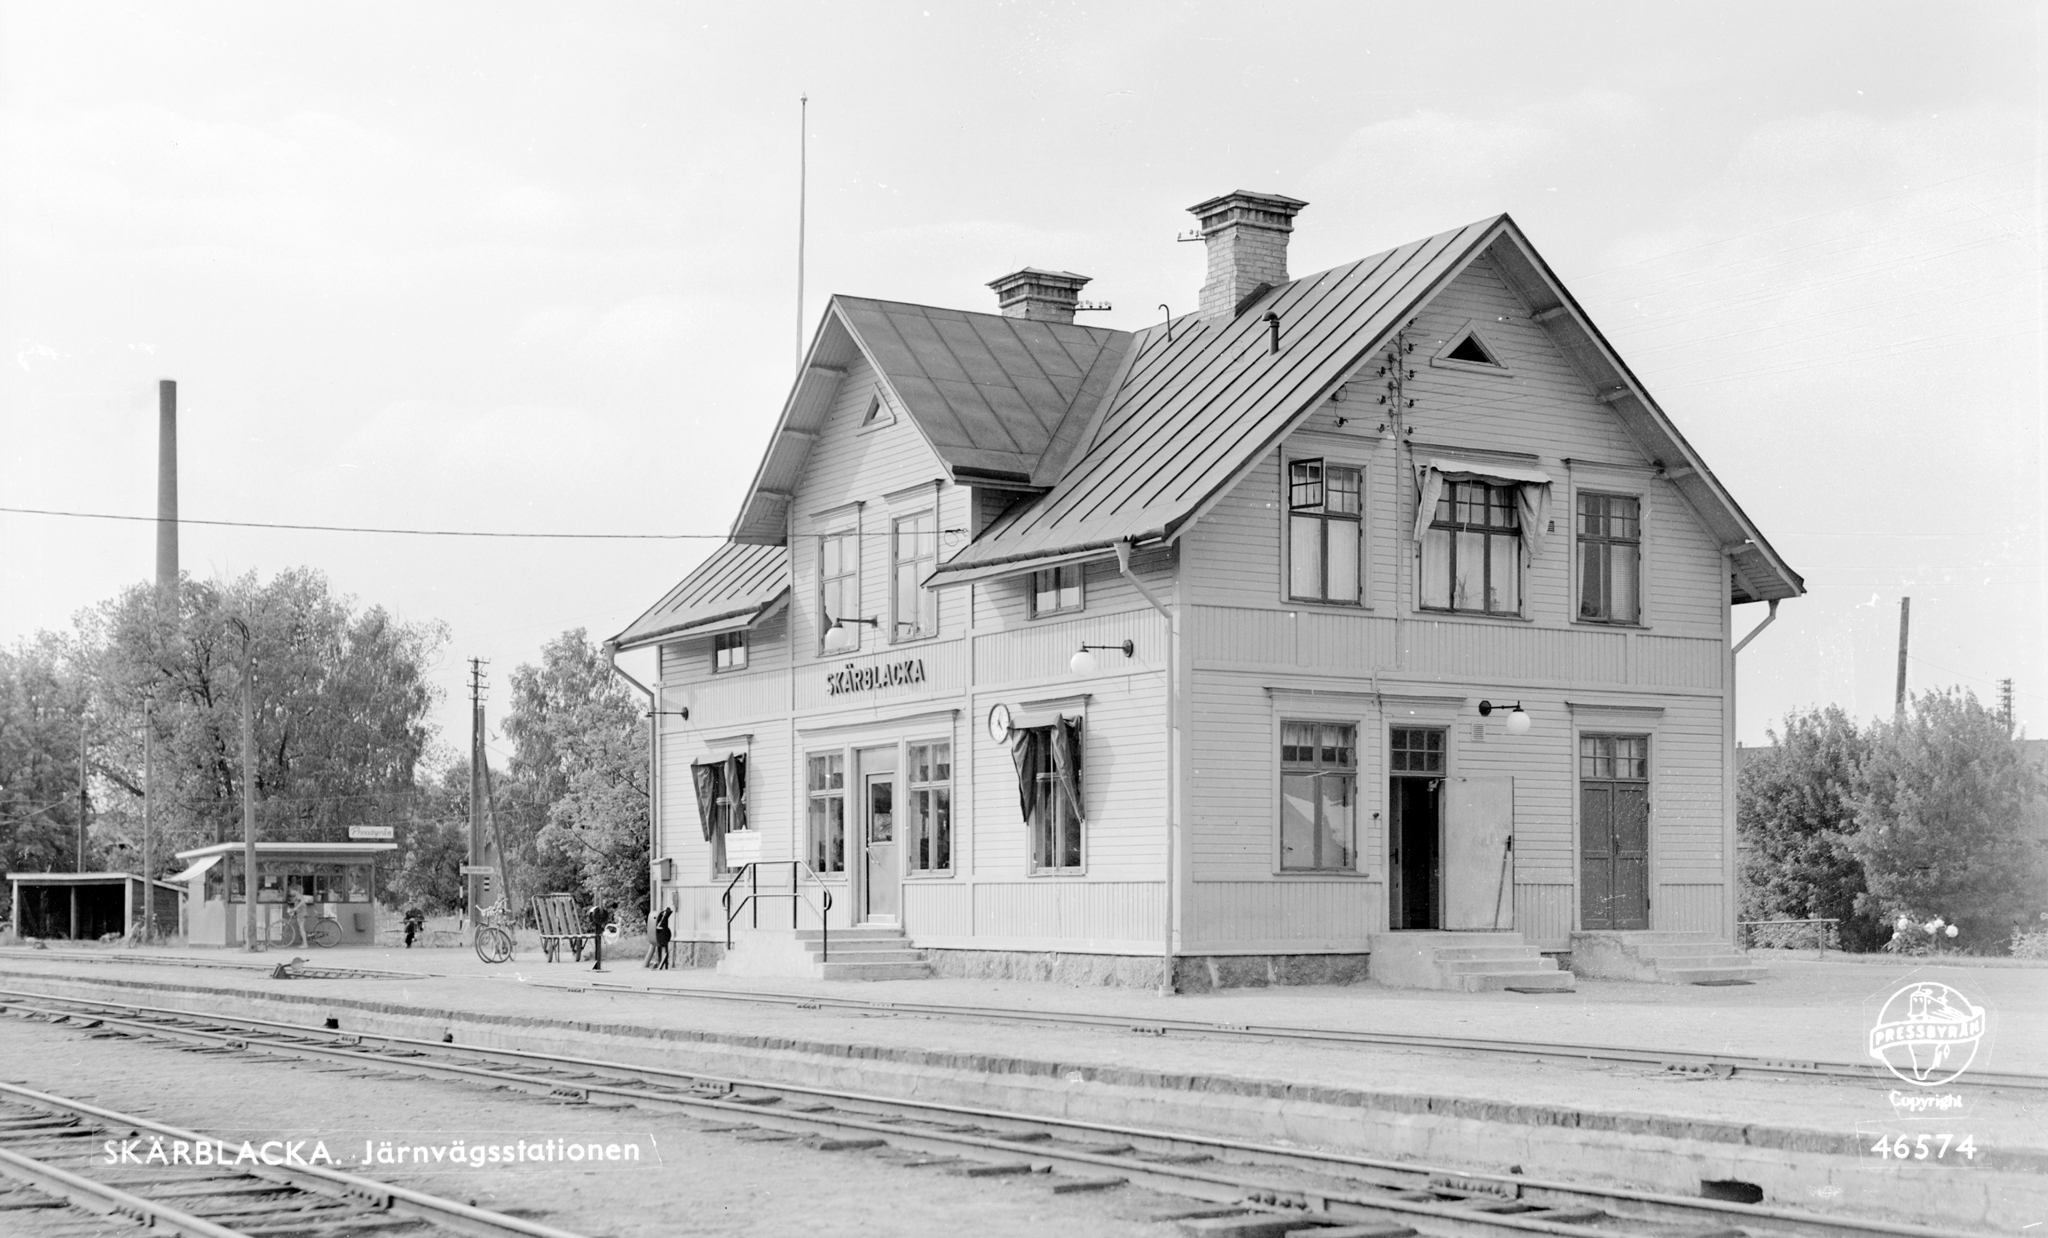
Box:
6, 872, 184, 942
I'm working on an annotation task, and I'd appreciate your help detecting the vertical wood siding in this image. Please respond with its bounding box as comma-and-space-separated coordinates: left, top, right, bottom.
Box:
1656, 883, 1726, 935
967, 880, 1165, 948
1513, 883, 1575, 948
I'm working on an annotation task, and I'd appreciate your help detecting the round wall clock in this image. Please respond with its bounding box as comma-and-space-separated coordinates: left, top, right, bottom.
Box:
986, 702, 1014, 746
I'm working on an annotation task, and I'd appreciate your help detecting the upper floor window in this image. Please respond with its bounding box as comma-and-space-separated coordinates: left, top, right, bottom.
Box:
1288, 458, 1362, 604
892, 512, 938, 640
1030, 564, 1084, 617
1280, 721, 1356, 871
1576, 492, 1641, 624
1420, 480, 1521, 615
712, 630, 748, 672
907, 741, 952, 873
819, 530, 859, 653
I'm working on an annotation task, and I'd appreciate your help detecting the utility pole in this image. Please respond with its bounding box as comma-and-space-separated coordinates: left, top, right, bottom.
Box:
1894, 597, 1911, 721
157, 379, 178, 591
142, 700, 153, 943
796, 93, 808, 374
77, 715, 88, 873
467, 659, 489, 928
1999, 679, 2015, 738
241, 636, 259, 952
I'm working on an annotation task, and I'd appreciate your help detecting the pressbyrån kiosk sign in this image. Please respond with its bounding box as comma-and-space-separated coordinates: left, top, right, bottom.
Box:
825, 658, 926, 697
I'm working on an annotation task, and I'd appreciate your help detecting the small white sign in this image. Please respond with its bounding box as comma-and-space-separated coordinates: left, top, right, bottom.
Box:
347, 825, 395, 840
459, 864, 497, 876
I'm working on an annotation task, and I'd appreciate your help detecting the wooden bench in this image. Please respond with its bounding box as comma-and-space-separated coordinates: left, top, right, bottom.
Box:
532, 893, 591, 963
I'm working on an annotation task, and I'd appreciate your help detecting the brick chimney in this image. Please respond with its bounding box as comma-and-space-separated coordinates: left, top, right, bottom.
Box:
988, 268, 1091, 324
1189, 190, 1308, 318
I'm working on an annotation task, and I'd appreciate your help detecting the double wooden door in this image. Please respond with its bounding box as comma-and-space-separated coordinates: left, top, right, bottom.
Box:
1579, 734, 1649, 930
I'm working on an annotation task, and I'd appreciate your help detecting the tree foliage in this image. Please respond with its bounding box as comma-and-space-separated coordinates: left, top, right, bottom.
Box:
1850, 688, 2046, 947
1741, 690, 2047, 953
503, 630, 648, 920
1737, 706, 1885, 949
0, 632, 93, 875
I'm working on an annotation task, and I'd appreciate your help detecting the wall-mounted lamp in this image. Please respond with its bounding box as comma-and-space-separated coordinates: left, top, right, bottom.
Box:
821, 611, 880, 655
647, 707, 691, 722
1070, 639, 1135, 676
1478, 699, 1532, 735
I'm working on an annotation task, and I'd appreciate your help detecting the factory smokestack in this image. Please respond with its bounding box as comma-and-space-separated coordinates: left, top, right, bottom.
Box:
157, 379, 177, 592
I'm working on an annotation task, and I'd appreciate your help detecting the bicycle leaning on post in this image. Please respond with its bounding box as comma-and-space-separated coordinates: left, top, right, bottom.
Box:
473, 898, 516, 964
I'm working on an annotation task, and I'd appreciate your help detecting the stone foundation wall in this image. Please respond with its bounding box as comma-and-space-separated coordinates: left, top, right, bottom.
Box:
1172, 952, 1372, 993
925, 948, 1372, 992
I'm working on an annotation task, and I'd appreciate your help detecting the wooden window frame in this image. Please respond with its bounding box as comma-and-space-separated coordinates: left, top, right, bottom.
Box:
858, 391, 892, 430
711, 630, 748, 673
806, 752, 848, 875
905, 740, 953, 876
890, 510, 939, 643
1428, 319, 1517, 376
1278, 720, 1359, 872
1575, 490, 1643, 626
1418, 479, 1524, 617
1286, 457, 1364, 606
817, 529, 860, 655
1029, 563, 1086, 618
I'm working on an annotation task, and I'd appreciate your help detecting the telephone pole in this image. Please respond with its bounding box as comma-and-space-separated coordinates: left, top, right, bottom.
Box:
468, 659, 490, 926
1999, 679, 2015, 737
241, 635, 259, 952
1894, 597, 1911, 721
76, 715, 88, 872
142, 700, 153, 942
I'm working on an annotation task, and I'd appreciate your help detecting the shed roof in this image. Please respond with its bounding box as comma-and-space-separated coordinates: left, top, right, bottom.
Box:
610, 542, 789, 652
172, 842, 398, 860
6, 871, 185, 891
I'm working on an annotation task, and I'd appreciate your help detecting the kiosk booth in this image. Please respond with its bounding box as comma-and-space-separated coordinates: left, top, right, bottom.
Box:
172, 841, 396, 948
6, 871, 184, 942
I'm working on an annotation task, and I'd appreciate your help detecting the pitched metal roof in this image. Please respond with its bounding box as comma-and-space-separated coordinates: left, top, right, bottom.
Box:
730, 299, 1131, 542
932, 217, 1501, 580
931, 215, 1804, 604
609, 542, 789, 651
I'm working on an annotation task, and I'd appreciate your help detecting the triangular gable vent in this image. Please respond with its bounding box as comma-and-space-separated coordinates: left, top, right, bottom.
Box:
861, 392, 892, 427
1433, 321, 1511, 372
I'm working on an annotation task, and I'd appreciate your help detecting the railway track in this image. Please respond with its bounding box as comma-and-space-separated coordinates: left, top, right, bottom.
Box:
0, 1080, 593, 1238
521, 976, 2048, 1095
0, 990, 1986, 1238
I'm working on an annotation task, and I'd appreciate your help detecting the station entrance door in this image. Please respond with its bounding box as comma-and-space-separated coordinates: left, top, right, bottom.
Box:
858, 746, 899, 923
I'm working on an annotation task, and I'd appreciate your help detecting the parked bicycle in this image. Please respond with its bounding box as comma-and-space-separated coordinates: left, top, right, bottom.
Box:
269, 907, 341, 948
473, 899, 516, 964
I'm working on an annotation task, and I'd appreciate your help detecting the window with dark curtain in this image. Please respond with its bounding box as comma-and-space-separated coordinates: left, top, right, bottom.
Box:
1013, 719, 1084, 872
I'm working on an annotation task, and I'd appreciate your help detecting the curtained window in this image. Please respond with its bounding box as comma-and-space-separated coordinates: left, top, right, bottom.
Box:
806, 753, 846, 874
692, 753, 748, 875
1413, 460, 1549, 619
1012, 718, 1084, 872
1576, 492, 1641, 624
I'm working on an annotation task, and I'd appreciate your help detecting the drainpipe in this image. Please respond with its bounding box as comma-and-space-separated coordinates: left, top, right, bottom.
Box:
1115, 540, 1179, 995
604, 640, 659, 916
1726, 593, 1778, 949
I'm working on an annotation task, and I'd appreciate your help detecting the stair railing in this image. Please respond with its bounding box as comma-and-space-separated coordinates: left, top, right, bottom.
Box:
721, 860, 834, 961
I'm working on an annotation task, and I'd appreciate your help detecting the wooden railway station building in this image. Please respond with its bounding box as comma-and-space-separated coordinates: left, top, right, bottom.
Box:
610, 193, 1803, 989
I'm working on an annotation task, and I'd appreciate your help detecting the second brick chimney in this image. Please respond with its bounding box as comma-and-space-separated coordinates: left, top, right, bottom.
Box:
1189, 190, 1308, 319
988, 268, 1092, 324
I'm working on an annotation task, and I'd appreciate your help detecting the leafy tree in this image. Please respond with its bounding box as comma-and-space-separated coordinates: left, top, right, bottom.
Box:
1738, 707, 1885, 949
503, 630, 649, 920
0, 633, 93, 874
1851, 688, 2047, 949
379, 763, 472, 914
82, 570, 446, 878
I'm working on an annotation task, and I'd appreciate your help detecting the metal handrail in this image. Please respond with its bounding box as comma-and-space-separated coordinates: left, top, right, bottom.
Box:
722, 860, 834, 961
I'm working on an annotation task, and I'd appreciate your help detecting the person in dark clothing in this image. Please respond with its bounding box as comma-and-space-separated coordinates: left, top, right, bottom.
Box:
652, 905, 674, 970
588, 902, 612, 971
402, 908, 424, 949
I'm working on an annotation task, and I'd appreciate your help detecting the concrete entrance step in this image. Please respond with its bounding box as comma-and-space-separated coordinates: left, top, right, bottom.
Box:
1568, 931, 1769, 985
720, 922, 933, 981
1368, 932, 1574, 993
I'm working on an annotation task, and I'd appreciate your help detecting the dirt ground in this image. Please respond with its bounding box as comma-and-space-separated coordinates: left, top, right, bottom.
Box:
0, 1017, 1198, 1238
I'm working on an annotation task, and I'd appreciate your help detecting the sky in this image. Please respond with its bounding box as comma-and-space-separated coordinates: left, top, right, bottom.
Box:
1, 0, 2041, 760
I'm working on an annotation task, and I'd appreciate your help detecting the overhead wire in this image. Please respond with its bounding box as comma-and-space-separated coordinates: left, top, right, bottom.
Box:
0, 506, 961, 541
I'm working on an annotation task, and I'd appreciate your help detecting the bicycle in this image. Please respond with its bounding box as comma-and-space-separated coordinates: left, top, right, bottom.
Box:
473, 899, 516, 964
269, 908, 341, 949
